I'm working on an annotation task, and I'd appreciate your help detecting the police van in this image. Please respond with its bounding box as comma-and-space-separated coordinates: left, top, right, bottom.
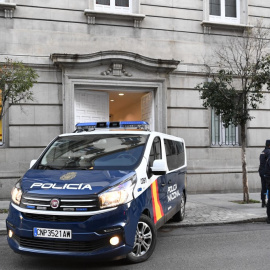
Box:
6, 121, 187, 263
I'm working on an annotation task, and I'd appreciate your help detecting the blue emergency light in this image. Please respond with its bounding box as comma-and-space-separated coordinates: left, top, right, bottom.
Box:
74, 121, 149, 132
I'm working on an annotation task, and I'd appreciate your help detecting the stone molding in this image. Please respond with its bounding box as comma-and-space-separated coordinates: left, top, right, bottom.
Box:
201, 21, 253, 34
50, 51, 180, 74
84, 9, 145, 28
0, 3, 16, 18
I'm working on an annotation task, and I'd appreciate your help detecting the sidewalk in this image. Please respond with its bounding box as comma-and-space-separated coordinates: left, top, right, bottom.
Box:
164, 192, 267, 228
0, 193, 267, 235
0, 200, 9, 235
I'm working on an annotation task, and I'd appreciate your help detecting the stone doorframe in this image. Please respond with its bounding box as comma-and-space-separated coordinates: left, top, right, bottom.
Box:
50, 51, 180, 133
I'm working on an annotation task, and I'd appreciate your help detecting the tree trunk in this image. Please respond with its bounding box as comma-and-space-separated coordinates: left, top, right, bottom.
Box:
241, 123, 249, 202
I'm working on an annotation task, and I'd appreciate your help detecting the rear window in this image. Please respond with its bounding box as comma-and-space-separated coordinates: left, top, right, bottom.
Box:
38, 134, 149, 171
164, 139, 185, 171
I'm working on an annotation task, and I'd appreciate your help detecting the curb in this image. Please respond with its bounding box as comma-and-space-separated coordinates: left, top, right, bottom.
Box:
0, 230, 6, 236
161, 217, 267, 229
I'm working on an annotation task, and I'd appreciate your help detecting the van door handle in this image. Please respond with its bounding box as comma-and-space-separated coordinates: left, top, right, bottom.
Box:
161, 182, 166, 187
168, 180, 172, 184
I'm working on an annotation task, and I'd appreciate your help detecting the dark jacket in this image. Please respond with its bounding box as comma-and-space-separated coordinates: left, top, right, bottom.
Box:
259, 148, 270, 175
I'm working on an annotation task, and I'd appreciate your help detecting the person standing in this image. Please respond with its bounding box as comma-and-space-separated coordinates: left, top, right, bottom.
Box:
259, 140, 270, 208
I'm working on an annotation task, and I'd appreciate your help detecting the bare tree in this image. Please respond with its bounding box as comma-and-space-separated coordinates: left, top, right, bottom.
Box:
197, 21, 270, 202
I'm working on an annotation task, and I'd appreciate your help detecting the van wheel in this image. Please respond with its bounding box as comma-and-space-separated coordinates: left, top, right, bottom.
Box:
126, 214, 157, 264
172, 194, 186, 222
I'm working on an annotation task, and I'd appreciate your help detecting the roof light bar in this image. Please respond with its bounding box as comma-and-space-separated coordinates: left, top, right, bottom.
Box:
75, 122, 97, 132
74, 121, 149, 132
121, 121, 148, 128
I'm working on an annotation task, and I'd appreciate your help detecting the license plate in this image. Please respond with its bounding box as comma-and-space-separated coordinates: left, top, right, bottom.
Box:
33, 227, 72, 239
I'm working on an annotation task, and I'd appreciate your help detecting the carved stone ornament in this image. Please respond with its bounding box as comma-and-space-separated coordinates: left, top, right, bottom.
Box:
101, 63, 132, 77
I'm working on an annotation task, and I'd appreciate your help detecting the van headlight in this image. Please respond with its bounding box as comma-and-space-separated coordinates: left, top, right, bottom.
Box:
99, 174, 137, 209
11, 181, 22, 206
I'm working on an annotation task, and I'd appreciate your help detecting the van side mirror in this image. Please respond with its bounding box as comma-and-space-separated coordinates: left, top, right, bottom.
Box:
30, 160, 37, 168
151, 159, 167, 175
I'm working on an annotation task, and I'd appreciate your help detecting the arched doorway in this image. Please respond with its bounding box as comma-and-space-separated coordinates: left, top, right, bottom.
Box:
50, 51, 179, 133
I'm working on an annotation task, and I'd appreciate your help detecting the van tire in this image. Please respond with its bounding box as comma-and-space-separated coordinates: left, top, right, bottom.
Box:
172, 194, 186, 222
126, 214, 157, 264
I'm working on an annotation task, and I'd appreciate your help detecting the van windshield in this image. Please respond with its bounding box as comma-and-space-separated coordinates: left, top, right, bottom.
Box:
38, 134, 149, 171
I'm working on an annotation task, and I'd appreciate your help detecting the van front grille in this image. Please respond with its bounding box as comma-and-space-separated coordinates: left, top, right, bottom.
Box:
22, 213, 91, 223
13, 234, 111, 252
20, 195, 99, 212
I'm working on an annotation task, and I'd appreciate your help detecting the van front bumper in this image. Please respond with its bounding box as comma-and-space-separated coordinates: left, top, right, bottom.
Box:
6, 202, 139, 260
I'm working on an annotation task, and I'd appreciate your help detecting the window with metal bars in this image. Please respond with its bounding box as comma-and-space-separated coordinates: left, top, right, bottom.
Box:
211, 110, 239, 146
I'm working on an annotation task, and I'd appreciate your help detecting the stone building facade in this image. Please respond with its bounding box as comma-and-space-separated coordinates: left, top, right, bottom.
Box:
0, 0, 269, 198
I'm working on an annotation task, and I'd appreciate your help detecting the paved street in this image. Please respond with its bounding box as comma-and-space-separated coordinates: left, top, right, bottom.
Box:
1, 223, 270, 270
0, 193, 269, 269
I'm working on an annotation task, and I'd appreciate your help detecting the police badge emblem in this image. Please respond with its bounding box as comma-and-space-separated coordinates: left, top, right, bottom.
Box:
60, 172, 77, 181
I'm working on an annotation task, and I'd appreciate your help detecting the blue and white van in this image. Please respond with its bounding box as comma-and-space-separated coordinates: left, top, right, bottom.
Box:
6, 121, 187, 263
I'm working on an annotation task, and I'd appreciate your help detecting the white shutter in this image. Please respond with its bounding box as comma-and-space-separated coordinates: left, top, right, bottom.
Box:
75, 90, 109, 125
141, 92, 154, 130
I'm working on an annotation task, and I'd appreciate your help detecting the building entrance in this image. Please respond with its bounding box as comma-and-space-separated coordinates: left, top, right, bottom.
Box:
75, 90, 154, 129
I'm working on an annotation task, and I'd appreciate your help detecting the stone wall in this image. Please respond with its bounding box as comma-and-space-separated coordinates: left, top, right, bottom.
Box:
0, 0, 269, 198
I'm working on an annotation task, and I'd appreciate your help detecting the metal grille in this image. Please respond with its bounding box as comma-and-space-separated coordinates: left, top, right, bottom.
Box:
21, 195, 99, 212
22, 213, 91, 223
211, 110, 239, 146
13, 234, 111, 252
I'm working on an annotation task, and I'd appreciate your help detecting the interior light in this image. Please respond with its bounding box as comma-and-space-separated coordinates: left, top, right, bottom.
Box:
119, 93, 124, 96
110, 236, 120, 246
110, 99, 114, 102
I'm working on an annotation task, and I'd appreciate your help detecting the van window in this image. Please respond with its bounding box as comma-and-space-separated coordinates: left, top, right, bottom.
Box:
148, 136, 162, 168
38, 134, 149, 171
164, 139, 185, 171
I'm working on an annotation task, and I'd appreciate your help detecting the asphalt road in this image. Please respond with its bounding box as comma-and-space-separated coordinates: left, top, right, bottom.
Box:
1, 223, 270, 270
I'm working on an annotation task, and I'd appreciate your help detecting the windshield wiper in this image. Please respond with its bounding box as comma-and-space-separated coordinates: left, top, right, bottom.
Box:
38, 164, 60, 170
61, 166, 89, 170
